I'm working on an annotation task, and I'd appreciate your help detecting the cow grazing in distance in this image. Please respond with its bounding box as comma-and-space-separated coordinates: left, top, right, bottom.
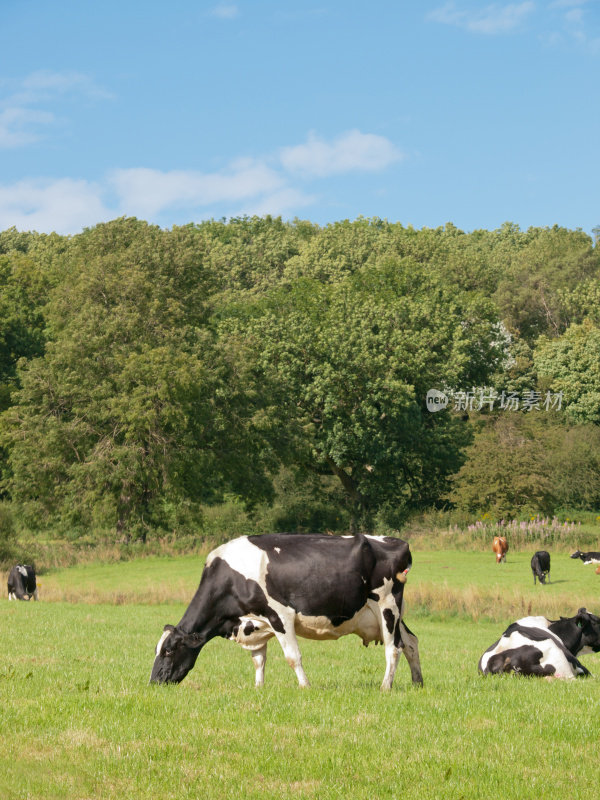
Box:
478, 608, 600, 679
531, 551, 551, 585
150, 533, 423, 691
570, 550, 600, 565
7, 565, 38, 601
493, 536, 508, 564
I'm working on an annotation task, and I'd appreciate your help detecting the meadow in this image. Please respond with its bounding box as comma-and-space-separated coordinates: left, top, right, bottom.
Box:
2, 548, 600, 799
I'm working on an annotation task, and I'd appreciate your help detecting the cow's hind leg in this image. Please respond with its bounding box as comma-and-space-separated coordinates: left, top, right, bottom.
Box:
399, 620, 423, 686
251, 644, 267, 688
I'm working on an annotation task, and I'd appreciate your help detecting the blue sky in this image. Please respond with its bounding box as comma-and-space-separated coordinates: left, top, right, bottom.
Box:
1, 0, 598, 235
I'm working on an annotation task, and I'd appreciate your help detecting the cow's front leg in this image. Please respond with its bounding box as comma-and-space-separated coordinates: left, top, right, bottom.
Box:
399, 620, 423, 686
377, 602, 403, 691
273, 620, 310, 688
251, 645, 267, 688
381, 639, 402, 691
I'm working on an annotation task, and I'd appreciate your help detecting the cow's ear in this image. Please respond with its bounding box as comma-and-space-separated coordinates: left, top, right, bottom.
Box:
181, 632, 203, 649
576, 609, 588, 627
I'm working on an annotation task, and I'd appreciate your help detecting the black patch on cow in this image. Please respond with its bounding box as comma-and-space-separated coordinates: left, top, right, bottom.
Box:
382, 608, 395, 635
550, 609, 600, 654
393, 619, 402, 648
244, 621, 257, 636
177, 556, 286, 640
248, 533, 411, 628
486, 645, 556, 676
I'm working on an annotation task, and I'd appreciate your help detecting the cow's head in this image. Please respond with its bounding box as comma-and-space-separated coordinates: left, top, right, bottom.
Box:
574, 608, 600, 654
149, 625, 203, 684
570, 551, 582, 559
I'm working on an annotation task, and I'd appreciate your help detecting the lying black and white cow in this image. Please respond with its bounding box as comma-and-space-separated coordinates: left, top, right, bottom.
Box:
151, 533, 423, 690
531, 550, 551, 585
570, 550, 600, 565
7, 564, 38, 601
478, 608, 600, 679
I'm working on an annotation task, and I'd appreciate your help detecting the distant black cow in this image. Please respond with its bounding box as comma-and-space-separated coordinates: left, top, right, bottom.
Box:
478, 608, 600, 679
531, 551, 551, 585
570, 550, 600, 565
150, 533, 423, 690
7, 565, 38, 601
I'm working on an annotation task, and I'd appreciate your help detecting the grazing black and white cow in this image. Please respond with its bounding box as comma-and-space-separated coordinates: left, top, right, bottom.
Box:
150, 533, 423, 690
531, 550, 551, 585
7, 564, 38, 601
478, 608, 600, 679
570, 550, 600, 565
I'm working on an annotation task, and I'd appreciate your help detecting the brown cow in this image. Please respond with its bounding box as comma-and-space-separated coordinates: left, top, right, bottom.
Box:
493, 536, 508, 564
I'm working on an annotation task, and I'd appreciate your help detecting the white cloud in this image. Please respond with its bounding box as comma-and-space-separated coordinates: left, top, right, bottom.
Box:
279, 130, 404, 177
0, 107, 55, 147
110, 160, 285, 217
427, 2, 535, 34
544, 0, 600, 52
0, 70, 112, 149
0, 178, 112, 235
565, 7, 584, 22
20, 69, 111, 98
211, 4, 239, 19
0, 129, 406, 233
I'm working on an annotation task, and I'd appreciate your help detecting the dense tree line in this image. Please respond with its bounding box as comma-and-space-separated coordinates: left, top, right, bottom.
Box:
0, 216, 598, 543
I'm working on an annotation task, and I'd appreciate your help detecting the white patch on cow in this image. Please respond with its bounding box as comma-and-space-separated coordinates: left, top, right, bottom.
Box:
230, 616, 274, 651
583, 557, 600, 565
274, 547, 281, 554
370, 576, 394, 602
17, 566, 28, 577
206, 536, 269, 586
155, 629, 173, 657
515, 615, 551, 631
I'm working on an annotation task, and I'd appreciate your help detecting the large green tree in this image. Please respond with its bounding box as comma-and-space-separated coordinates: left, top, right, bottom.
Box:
228, 258, 502, 528
0, 219, 277, 539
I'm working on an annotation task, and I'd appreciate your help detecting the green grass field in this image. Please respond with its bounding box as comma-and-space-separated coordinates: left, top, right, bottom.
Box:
2, 550, 600, 799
